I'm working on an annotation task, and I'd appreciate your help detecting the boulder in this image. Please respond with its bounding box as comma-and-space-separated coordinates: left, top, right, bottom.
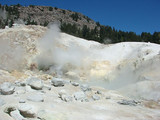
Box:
117, 99, 138, 106
10, 110, 26, 120
60, 94, 72, 102
18, 104, 37, 118
95, 90, 102, 94
4, 106, 16, 115
51, 78, 65, 87
58, 89, 67, 97
71, 82, 79, 87
74, 91, 86, 101
19, 99, 26, 103
20, 81, 26, 86
92, 95, 100, 101
27, 77, 43, 90
58, 90, 72, 102
0, 82, 15, 95
27, 94, 44, 102
80, 84, 91, 92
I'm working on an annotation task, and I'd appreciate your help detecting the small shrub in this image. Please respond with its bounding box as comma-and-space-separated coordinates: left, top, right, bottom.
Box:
49, 7, 53, 11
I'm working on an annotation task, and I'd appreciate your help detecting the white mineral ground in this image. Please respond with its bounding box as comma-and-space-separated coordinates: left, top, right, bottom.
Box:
0, 24, 160, 120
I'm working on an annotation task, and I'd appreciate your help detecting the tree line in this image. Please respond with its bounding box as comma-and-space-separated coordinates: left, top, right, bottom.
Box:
61, 22, 160, 44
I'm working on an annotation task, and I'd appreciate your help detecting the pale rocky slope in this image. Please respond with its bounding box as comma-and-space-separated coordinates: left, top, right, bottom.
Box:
0, 25, 160, 120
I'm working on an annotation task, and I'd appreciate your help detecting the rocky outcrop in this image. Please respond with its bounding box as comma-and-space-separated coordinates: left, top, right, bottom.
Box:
27, 77, 44, 90
80, 84, 91, 92
92, 95, 100, 101
71, 82, 79, 87
10, 110, 26, 120
18, 6, 97, 30
117, 99, 139, 106
18, 104, 37, 118
58, 90, 72, 102
0, 82, 15, 95
73, 91, 86, 101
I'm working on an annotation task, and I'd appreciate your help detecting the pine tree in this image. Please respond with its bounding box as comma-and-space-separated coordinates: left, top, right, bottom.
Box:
8, 19, 13, 28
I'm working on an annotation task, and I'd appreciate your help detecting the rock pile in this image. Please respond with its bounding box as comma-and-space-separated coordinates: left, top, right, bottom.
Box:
0, 76, 159, 120
0, 76, 104, 119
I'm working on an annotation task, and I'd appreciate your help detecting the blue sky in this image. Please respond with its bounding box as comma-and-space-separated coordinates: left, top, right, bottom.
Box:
1, 0, 160, 34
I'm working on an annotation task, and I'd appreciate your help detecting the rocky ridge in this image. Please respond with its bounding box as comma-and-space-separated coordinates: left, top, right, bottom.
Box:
19, 5, 97, 29
0, 5, 97, 30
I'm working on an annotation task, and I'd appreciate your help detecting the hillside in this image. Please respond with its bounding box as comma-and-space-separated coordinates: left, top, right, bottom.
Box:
0, 4, 160, 44
0, 25, 160, 119
0, 4, 97, 29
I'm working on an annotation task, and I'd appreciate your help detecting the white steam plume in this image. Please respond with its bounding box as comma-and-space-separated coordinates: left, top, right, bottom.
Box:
35, 23, 89, 75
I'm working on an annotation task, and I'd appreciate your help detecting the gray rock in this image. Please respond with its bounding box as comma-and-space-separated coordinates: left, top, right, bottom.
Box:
117, 99, 138, 106
27, 77, 43, 90
18, 104, 37, 118
80, 84, 91, 92
92, 95, 100, 101
58, 89, 67, 97
58, 90, 72, 102
60, 94, 72, 102
27, 94, 44, 102
74, 91, 86, 101
71, 82, 79, 87
0, 98, 6, 106
4, 106, 16, 115
96, 90, 102, 94
10, 110, 26, 120
20, 81, 26, 86
19, 99, 26, 103
51, 78, 65, 87
0, 82, 15, 95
